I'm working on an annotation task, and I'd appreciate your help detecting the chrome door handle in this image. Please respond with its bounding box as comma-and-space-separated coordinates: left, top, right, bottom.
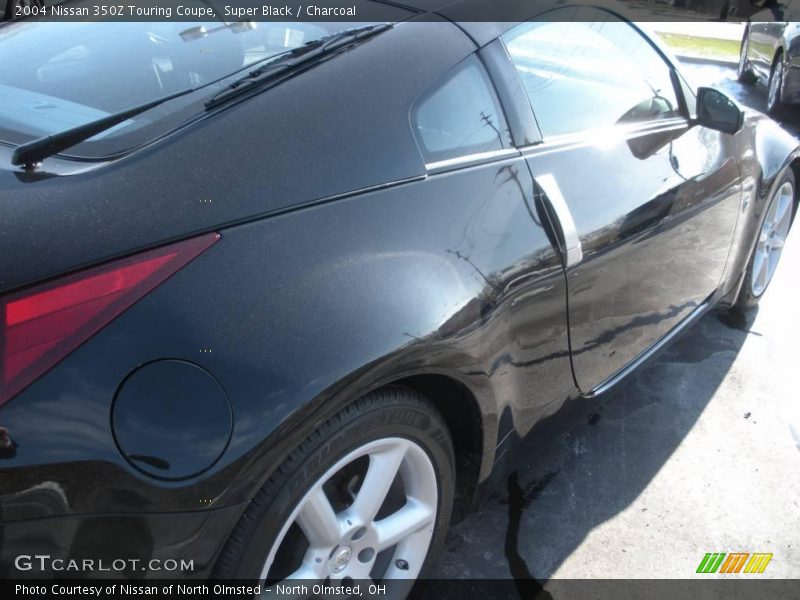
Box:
536, 173, 583, 268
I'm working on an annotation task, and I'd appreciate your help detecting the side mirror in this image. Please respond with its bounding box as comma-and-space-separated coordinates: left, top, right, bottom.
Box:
694, 87, 744, 135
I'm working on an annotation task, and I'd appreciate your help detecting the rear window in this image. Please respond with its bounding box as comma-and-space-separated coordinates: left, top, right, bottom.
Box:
0, 20, 367, 157
411, 55, 512, 164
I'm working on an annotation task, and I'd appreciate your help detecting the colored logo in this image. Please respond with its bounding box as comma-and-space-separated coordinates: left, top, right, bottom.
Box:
696, 552, 773, 574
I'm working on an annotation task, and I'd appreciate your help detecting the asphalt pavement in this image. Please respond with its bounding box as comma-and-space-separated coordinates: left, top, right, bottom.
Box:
429, 61, 800, 582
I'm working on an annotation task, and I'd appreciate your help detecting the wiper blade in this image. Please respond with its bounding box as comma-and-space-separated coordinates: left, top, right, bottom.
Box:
205, 23, 392, 110
11, 87, 196, 169
10, 24, 393, 168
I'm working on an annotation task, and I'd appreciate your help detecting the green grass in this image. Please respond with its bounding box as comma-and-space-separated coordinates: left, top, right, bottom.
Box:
656, 32, 740, 61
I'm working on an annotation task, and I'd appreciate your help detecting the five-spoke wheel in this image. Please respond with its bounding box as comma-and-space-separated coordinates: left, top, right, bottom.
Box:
212, 387, 455, 598
262, 437, 439, 585
751, 179, 794, 297
733, 169, 796, 313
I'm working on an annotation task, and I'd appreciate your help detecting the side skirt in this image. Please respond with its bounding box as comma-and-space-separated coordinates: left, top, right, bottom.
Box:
583, 297, 713, 399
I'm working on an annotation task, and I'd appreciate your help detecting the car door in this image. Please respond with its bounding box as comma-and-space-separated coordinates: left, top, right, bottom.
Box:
499, 8, 743, 393
409, 53, 577, 430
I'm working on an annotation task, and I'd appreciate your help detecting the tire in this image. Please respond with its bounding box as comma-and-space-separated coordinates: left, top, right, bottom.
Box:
213, 387, 455, 594
732, 168, 796, 314
766, 52, 787, 115
737, 30, 755, 84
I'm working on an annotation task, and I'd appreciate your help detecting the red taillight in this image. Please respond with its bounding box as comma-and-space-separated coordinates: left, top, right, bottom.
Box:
0, 232, 220, 407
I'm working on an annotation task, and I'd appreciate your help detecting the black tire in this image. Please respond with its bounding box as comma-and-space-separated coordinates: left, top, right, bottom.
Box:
766, 51, 787, 115
732, 168, 796, 315
737, 29, 756, 84
213, 387, 455, 591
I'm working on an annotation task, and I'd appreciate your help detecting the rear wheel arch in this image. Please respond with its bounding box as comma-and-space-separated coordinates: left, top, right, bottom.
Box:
392, 374, 486, 521
216, 365, 493, 533
212, 385, 457, 582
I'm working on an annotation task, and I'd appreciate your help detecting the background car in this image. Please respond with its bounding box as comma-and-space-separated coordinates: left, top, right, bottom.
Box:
737, 0, 800, 113
1, 0, 799, 590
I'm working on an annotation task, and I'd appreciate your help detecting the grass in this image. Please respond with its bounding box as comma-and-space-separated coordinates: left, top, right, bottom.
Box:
655, 32, 740, 61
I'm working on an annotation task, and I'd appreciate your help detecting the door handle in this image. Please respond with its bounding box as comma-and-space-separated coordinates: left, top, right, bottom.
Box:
536, 174, 583, 268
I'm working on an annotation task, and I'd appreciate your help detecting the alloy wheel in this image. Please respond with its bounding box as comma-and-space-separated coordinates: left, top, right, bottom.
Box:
751, 181, 794, 297
260, 437, 438, 586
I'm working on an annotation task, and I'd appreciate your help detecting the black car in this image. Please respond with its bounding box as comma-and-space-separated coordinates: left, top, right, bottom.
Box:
1, 0, 799, 588
737, 1, 800, 113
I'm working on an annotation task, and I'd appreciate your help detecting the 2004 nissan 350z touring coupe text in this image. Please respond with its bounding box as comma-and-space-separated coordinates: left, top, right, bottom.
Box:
1, 0, 799, 589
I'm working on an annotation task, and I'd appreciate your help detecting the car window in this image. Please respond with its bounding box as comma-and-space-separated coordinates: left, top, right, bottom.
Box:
412, 55, 512, 164
0, 19, 378, 155
502, 8, 682, 138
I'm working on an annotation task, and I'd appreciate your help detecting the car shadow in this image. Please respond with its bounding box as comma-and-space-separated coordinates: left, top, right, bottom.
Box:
427, 305, 757, 588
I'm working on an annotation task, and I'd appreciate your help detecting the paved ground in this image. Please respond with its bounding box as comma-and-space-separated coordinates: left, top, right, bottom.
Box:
431, 62, 800, 581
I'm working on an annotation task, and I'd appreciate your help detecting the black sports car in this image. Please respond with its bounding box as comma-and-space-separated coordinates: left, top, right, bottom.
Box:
1, 0, 798, 589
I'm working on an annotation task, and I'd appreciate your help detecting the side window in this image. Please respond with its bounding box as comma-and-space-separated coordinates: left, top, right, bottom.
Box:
412, 55, 512, 164
502, 8, 682, 138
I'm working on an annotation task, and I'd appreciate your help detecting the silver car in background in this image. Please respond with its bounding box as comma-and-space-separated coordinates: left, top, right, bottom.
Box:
737, 0, 800, 113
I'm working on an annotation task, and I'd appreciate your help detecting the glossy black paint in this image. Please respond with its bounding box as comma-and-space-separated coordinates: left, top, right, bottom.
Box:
112, 360, 233, 480
1, 6, 799, 579
0, 18, 473, 291
0, 506, 247, 578
524, 120, 743, 393
0, 156, 574, 516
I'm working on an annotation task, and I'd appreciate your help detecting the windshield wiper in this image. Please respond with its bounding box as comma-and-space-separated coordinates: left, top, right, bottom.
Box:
10, 24, 392, 169
204, 23, 392, 110
11, 87, 196, 169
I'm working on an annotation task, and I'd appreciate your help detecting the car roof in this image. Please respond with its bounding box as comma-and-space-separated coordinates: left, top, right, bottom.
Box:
371, 0, 634, 47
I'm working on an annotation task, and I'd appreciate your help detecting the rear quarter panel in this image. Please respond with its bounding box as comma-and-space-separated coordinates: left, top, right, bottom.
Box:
0, 158, 574, 521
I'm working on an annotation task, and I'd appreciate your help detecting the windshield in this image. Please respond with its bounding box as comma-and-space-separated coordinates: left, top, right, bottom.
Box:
0, 18, 366, 157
